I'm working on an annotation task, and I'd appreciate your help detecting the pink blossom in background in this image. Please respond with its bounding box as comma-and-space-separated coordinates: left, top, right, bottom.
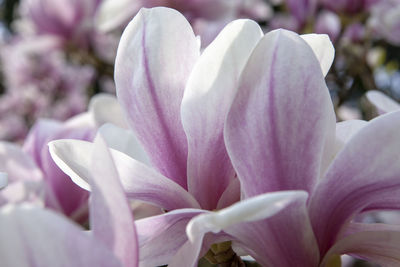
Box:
285, 0, 317, 26
19, 0, 102, 47
368, 0, 400, 45
0, 94, 126, 222
0, 35, 93, 140
96, 0, 271, 46
0, 136, 138, 267
315, 11, 341, 43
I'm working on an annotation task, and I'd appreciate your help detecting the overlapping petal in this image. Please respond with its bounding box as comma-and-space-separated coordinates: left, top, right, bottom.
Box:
186, 191, 320, 267
323, 223, 400, 266
181, 19, 263, 209
309, 110, 400, 254
88, 93, 129, 129
98, 123, 151, 166
333, 120, 368, 156
49, 139, 200, 210
115, 7, 200, 188
300, 33, 335, 77
89, 136, 138, 267
0, 204, 122, 267
225, 29, 336, 198
136, 209, 205, 266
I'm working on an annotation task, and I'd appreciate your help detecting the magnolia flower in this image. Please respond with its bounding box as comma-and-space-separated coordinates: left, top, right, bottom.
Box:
0, 94, 124, 221
320, 0, 374, 13
285, 0, 317, 26
50, 7, 336, 266
96, 0, 271, 46
368, 0, 400, 45
315, 11, 341, 43
19, 0, 102, 46
0, 35, 94, 141
184, 30, 400, 267
0, 136, 138, 267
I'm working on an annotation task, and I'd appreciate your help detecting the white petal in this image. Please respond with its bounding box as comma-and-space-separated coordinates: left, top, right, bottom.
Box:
186, 190, 308, 242
301, 33, 335, 76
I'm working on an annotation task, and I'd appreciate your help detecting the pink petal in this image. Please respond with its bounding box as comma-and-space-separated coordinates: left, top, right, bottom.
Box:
181, 19, 263, 209
0, 204, 122, 267
115, 7, 200, 189
89, 136, 138, 267
187, 191, 319, 267
216, 178, 241, 210
49, 139, 200, 210
309, 110, 400, 254
334, 120, 368, 155
323, 223, 400, 266
225, 29, 335, 198
88, 93, 129, 129
23, 119, 63, 168
135, 209, 204, 266
300, 33, 334, 77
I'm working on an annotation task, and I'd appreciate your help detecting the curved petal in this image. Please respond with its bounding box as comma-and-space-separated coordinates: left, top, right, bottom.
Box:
225, 29, 336, 198
40, 125, 92, 217
49, 139, 200, 210
22, 119, 62, 168
136, 209, 204, 266
322, 224, 400, 267
181, 19, 263, 210
366, 90, 400, 115
98, 123, 151, 166
89, 136, 138, 267
300, 33, 335, 77
187, 191, 319, 267
115, 7, 200, 189
216, 178, 241, 210
95, 0, 141, 32
333, 120, 368, 157
309, 111, 400, 255
0, 204, 122, 267
88, 93, 129, 129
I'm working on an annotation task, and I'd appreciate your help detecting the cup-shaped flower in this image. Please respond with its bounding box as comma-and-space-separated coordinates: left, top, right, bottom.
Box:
49, 7, 336, 266
185, 27, 400, 267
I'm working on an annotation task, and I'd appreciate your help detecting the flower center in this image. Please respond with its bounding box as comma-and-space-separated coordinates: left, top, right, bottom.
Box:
203, 241, 245, 266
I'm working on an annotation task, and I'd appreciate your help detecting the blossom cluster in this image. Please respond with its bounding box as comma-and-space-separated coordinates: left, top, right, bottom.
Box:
0, 1, 400, 267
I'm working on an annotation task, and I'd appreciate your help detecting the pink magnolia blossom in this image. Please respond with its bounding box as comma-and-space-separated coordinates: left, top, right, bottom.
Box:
184, 28, 400, 267
0, 135, 138, 267
19, 0, 102, 47
96, 0, 271, 46
368, 0, 400, 45
0, 94, 125, 221
50, 7, 336, 266
0, 35, 93, 140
